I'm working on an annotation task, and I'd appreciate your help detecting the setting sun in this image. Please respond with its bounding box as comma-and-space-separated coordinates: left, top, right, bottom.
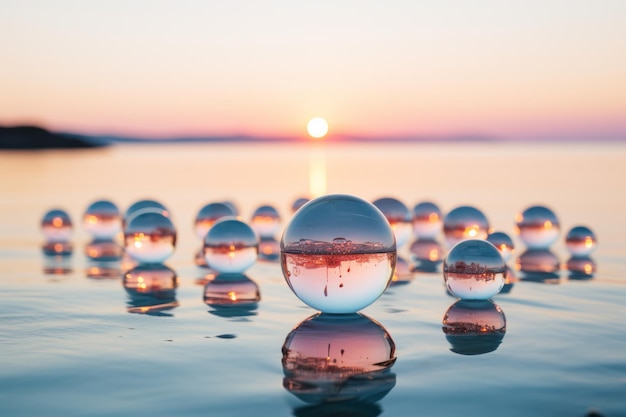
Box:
307, 117, 329, 139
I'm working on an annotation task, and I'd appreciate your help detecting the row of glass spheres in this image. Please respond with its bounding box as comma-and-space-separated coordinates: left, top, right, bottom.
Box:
41, 194, 597, 314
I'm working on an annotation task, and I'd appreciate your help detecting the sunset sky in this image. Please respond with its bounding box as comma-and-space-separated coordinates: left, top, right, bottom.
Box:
1, 0, 625, 141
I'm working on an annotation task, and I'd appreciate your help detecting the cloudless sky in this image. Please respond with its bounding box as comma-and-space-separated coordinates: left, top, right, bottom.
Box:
1, 0, 625, 140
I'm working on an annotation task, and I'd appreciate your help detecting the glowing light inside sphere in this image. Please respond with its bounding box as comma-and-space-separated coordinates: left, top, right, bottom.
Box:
307, 117, 329, 139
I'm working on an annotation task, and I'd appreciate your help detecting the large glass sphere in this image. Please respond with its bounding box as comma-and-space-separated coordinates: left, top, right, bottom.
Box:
41, 208, 73, 243
124, 211, 177, 264
486, 231, 515, 263
280, 194, 396, 314
565, 225, 597, 256
203, 218, 258, 273
250, 204, 282, 239
412, 201, 443, 239
515, 205, 560, 249
443, 239, 506, 300
194, 202, 237, 240
83, 199, 121, 239
443, 205, 490, 246
372, 197, 413, 248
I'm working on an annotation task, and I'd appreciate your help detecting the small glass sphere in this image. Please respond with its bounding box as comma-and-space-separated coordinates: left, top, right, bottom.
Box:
83, 199, 121, 239
250, 204, 282, 238
515, 205, 560, 249
281, 194, 396, 314
291, 196, 310, 213
124, 211, 177, 264
443, 239, 506, 300
565, 226, 597, 256
203, 217, 258, 273
372, 197, 413, 248
412, 201, 442, 239
443, 206, 490, 246
41, 208, 73, 242
124, 199, 169, 223
442, 300, 506, 355
409, 238, 444, 273
194, 202, 237, 240
486, 231, 515, 263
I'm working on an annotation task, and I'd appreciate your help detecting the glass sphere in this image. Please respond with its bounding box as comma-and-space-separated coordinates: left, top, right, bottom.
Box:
409, 238, 444, 273
124, 199, 169, 223
291, 196, 310, 213
412, 201, 442, 239
372, 197, 413, 248
203, 217, 258, 273
250, 204, 282, 238
443, 206, 490, 246
83, 199, 121, 239
258, 236, 280, 262
194, 202, 237, 240
486, 231, 515, 263
442, 300, 506, 355
443, 239, 506, 300
515, 205, 560, 249
281, 194, 396, 314
124, 211, 177, 264
282, 313, 396, 404
41, 208, 73, 242
565, 225, 597, 256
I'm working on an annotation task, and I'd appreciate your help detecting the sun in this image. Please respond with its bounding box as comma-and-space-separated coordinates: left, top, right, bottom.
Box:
307, 117, 329, 139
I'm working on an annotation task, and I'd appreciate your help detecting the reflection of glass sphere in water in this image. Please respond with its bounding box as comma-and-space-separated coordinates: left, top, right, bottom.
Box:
442, 300, 506, 355
41, 208, 73, 242
372, 197, 413, 248
486, 231, 515, 263
258, 236, 280, 262
566, 255, 596, 279
409, 238, 443, 272
203, 273, 260, 307
83, 199, 121, 239
84, 239, 123, 261
124, 211, 177, 264
443, 206, 489, 246
123, 264, 179, 315
443, 239, 506, 300
390, 256, 413, 285
516, 249, 560, 279
515, 205, 560, 249
42, 241, 73, 257
282, 312, 396, 404
291, 196, 310, 213
203, 218, 258, 273
281, 194, 397, 314
565, 226, 597, 256
412, 201, 442, 239
194, 202, 237, 240
250, 204, 282, 238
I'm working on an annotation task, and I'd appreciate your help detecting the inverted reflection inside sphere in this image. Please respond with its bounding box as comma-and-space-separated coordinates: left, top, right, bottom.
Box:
250, 204, 282, 238
372, 197, 413, 248
486, 231, 515, 263
442, 300, 506, 355
41, 208, 73, 243
412, 201, 442, 239
124, 211, 177, 264
443, 239, 506, 300
203, 218, 258, 274
282, 313, 396, 404
565, 226, 597, 256
443, 206, 490, 247
281, 194, 397, 314
194, 202, 237, 240
515, 205, 560, 249
83, 199, 121, 239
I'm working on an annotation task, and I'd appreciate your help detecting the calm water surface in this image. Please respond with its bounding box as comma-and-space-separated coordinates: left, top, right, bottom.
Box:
1, 142, 625, 416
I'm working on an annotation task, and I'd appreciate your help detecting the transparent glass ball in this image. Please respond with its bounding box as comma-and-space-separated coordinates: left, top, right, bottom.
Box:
372, 197, 413, 248
443, 239, 506, 300
194, 202, 237, 240
565, 225, 597, 256
124, 211, 177, 264
442, 300, 506, 355
443, 206, 490, 246
41, 208, 73, 242
515, 205, 560, 249
412, 201, 442, 239
83, 199, 121, 239
409, 238, 444, 272
486, 231, 515, 263
203, 217, 258, 274
124, 199, 169, 223
281, 194, 396, 314
250, 204, 282, 238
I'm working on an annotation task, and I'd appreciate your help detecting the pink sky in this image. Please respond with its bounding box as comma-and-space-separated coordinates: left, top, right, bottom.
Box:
1, 1, 625, 141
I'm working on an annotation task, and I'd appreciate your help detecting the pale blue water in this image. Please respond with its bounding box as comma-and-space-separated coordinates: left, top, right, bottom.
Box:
1, 142, 625, 416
